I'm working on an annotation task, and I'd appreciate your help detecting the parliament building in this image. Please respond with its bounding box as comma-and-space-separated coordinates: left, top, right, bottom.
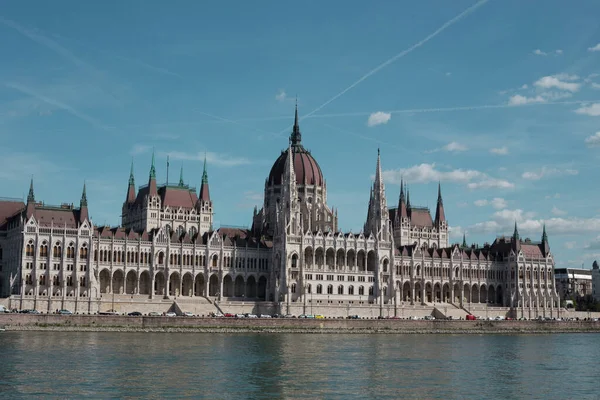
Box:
0, 106, 560, 318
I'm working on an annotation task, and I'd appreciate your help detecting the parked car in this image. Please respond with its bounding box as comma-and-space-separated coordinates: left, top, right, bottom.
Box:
245, 314, 258, 318
128, 311, 142, 316
182, 312, 195, 317
58, 309, 72, 315
100, 310, 119, 316
235, 314, 246, 318
224, 313, 235, 318
148, 312, 161, 317
164, 312, 177, 317
314, 314, 324, 319
347, 315, 360, 319
259, 314, 271, 318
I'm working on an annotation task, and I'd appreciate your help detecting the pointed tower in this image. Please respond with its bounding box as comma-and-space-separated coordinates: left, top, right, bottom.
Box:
434, 182, 448, 247
365, 149, 390, 241
197, 154, 213, 234
541, 223, 550, 256
290, 99, 301, 146
462, 233, 467, 248
126, 161, 136, 204
179, 165, 184, 187
281, 142, 299, 235
148, 150, 158, 196
26, 177, 36, 218
434, 182, 446, 225
398, 178, 408, 219
512, 221, 521, 252
79, 182, 89, 224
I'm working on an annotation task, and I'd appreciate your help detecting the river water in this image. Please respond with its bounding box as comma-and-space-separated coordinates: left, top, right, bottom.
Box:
0, 332, 598, 399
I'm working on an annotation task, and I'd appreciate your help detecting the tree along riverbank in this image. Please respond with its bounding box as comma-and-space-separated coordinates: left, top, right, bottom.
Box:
2, 314, 600, 334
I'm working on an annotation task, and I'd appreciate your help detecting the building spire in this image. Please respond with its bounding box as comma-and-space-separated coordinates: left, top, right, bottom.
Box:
435, 181, 446, 225
398, 177, 407, 218
290, 100, 302, 146
513, 221, 520, 241
462, 233, 467, 248
202, 153, 208, 184
199, 154, 210, 202
406, 185, 411, 209
542, 223, 548, 242
149, 149, 156, 180
81, 181, 88, 207
374, 148, 383, 190
129, 160, 135, 186
179, 164, 184, 186
27, 177, 35, 203
148, 150, 158, 196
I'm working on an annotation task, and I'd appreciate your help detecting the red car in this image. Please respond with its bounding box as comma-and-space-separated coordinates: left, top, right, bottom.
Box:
224, 313, 235, 318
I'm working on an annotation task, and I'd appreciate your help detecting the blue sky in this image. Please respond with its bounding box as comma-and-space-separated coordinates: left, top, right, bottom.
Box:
1, 1, 600, 269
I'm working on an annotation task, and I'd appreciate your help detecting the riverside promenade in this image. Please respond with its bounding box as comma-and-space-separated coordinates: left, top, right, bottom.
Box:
2, 314, 600, 334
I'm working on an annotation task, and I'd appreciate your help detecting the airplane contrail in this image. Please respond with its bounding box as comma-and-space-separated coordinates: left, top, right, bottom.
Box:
277, 0, 489, 135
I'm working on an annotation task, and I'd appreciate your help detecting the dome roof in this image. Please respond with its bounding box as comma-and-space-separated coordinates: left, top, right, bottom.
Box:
268, 146, 324, 187
267, 104, 324, 187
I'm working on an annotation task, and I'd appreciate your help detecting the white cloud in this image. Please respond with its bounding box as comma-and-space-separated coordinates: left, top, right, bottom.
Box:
522, 167, 578, 180
565, 241, 576, 249
474, 198, 508, 209
591, 83, 600, 90
534, 75, 581, 92
467, 179, 514, 189
367, 111, 391, 127
491, 198, 508, 209
575, 103, 600, 116
443, 141, 468, 152
585, 236, 600, 250
382, 163, 514, 190
584, 132, 600, 147
161, 150, 251, 167
588, 43, 600, 52
130, 144, 151, 156
508, 94, 546, 106
551, 206, 567, 216
532, 49, 562, 56
490, 146, 508, 155
275, 89, 287, 102
445, 72, 452, 76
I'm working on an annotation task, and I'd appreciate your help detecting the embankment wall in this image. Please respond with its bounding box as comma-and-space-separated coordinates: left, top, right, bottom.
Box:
2, 314, 600, 333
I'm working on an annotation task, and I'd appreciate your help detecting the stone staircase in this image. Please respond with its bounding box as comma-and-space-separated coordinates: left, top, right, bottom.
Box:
433, 303, 470, 319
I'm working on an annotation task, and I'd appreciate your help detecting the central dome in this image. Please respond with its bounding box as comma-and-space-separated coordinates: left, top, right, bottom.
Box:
267, 105, 324, 187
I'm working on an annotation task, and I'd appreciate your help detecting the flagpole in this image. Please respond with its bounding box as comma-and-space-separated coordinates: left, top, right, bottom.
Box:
166, 155, 170, 185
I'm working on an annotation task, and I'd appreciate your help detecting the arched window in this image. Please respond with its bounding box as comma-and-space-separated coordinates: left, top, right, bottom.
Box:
158, 252, 164, 264
337, 285, 343, 295
316, 284, 322, 294
53, 242, 62, 258
327, 285, 333, 295
348, 285, 354, 295
79, 243, 88, 259
358, 286, 364, 296
79, 277, 86, 287
291, 283, 296, 293
212, 254, 218, 267
26, 241, 34, 257
383, 259, 389, 273
176, 225, 185, 238
307, 284, 312, 294
291, 254, 298, 269
369, 286, 374, 296
40, 242, 48, 257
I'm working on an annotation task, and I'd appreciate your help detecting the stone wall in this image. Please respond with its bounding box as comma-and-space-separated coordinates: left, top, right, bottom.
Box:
2, 314, 600, 333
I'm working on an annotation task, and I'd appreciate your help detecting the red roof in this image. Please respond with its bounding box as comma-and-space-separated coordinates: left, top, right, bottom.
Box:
268, 146, 324, 186
0, 199, 24, 230
410, 208, 433, 227
159, 186, 199, 209
33, 205, 82, 228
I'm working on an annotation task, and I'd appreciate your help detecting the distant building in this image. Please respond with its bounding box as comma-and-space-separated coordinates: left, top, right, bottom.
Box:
592, 261, 600, 302
554, 267, 592, 301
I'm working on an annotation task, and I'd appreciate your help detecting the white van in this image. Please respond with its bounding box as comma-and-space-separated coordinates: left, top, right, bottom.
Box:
0, 305, 8, 313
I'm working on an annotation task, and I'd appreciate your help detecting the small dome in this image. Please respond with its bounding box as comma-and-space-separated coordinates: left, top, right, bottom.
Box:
268, 146, 324, 187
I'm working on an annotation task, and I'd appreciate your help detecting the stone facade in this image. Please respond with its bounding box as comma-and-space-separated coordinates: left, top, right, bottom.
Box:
0, 106, 560, 318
